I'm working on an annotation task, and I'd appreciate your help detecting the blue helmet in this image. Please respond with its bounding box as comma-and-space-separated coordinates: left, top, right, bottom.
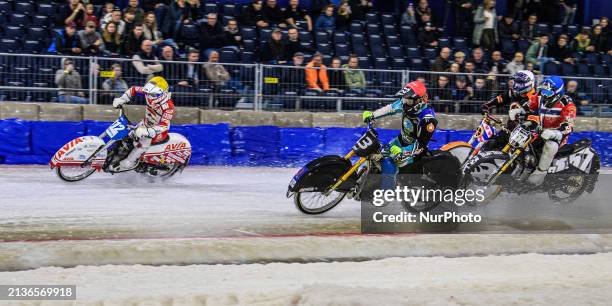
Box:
539, 76, 565, 107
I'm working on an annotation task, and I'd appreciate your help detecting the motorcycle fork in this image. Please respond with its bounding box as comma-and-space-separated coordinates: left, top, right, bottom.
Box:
492, 138, 533, 185
328, 150, 366, 192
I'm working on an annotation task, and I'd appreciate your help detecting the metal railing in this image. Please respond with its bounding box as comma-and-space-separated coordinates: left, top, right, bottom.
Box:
0, 53, 610, 116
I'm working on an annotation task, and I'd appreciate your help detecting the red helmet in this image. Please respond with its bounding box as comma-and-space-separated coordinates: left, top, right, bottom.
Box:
395, 81, 429, 114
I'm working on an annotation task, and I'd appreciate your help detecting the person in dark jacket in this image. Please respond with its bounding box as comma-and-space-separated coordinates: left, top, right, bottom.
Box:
263, 0, 287, 28
285, 0, 313, 31
223, 19, 242, 49
260, 28, 287, 64
520, 14, 537, 41
590, 25, 609, 53
328, 57, 346, 90
498, 16, 520, 40
314, 5, 335, 31
417, 22, 440, 48
549, 35, 575, 64
454, 0, 474, 37
431, 47, 451, 72
240, 0, 269, 28
57, 0, 85, 27
284, 28, 310, 59
161, 0, 200, 37
122, 24, 145, 56
281, 52, 306, 93
200, 13, 226, 53
52, 22, 82, 55
348, 0, 372, 21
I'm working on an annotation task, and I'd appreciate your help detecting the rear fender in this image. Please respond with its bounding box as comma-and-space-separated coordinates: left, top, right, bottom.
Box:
288, 155, 356, 193
49, 136, 106, 170
440, 141, 473, 164
142, 133, 192, 165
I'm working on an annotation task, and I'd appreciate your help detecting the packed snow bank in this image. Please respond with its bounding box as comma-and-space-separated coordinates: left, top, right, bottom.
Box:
2, 234, 612, 270
3, 252, 612, 306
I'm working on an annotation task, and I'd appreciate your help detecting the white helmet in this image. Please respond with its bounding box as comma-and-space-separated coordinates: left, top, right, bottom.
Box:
143, 76, 170, 103
511, 70, 535, 96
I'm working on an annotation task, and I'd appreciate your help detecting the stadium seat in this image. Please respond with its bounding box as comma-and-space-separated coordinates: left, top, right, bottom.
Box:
0, 1, 10, 14
543, 61, 560, 75
36, 67, 55, 83
552, 24, 564, 36
374, 57, 389, 69
366, 23, 381, 35
31, 82, 51, 102
386, 35, 400, 47
453, 37, 467, 49
204, 3, 218, 14
350, 22, 364, 34
392, 58, 406, 69
381, 14, 395, 25
536, 23, 550, 36
317, 43, 332, 55
352, 43, 368, 57
383, 25, 397, 37
602, 54, 611, 66
405, 47, 421, 58
5, 81, 26, 101
368, 35, 383, 48
299, 30, 312, 43
14, 2, 34, 15
334, 44, 349, 57
365, 13, 379, 24
26, 27, 47, 41
32, 15, 50, 28
315, 31, 330, 44
358, 56, 372, 68
178, 23, 199, 47
241, 27, 256, 40
219, 48, 238, 63
21, 40, 43, 54
223, 4, 236, 16
500, 38, 515, 59
333, 32, 347, 44
409, 58, 424, 70
593, 65, 607, 77
388, 46, 403, 58
241, 51, 255, 63
242, 39, 256, 51
3, 26, 24, 39
351, 33, 365, 46
576, 63, 592, 76
423, 48, 437, 60
561, 62, 576, 76
517, 39, 530, 53
10, 13, 30, 27
37, 3, 56, 16
438, 37, 450, 48
585, 53, 600, 65
566, 25, 578, 36
259, 28, 272, 41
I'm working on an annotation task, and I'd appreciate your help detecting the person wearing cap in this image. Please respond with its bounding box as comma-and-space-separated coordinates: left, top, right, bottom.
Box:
261, 28, 288, 64
55, 58, 88, 104
78, 20, 106, 55
305, 52, 330, 91
49, 22, 82, 55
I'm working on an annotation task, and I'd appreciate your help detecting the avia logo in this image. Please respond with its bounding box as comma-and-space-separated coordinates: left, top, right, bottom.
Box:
56, 138, 84, 159
164, 142, 187, 151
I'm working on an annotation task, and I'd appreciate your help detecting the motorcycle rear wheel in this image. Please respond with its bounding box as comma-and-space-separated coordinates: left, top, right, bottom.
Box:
56, 166, 96, 182
294, 190, 347, 215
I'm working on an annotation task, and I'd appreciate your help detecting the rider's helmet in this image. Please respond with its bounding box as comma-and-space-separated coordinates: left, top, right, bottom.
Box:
395, 80, 429, 115
143, 76, 170, 104
511, 70, 535, 96
538, 76, 565, 107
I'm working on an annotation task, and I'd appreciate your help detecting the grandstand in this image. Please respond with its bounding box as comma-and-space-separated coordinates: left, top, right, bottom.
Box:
0, 0, 610, 114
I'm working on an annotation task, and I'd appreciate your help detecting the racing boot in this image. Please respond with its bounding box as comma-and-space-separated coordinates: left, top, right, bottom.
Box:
109, 146, 147, 172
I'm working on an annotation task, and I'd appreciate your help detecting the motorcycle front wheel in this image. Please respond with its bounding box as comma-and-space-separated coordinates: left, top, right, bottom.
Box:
56, 165, 96, 182
294, 190, 347, 214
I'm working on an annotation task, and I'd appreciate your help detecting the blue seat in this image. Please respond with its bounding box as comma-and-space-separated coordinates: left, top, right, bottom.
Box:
409, 58, 424, 70
15, 2, 34, 15
500, 39, 515, 59
392, 58, 406, 69
543, 61, 560, 75
315, 31, 330, 44
299, 41, 312, 51
423, 48, 437, 60
381, 14, 395, 25
219, 48, 238, 63
32, 82, 51, 102
576, 63, 592, 76
400, 25, 416, 46
358, 56, 372, 68
223, 4, 236, 16
204, 3, 218, 14
366, 24, 381, 35
517, 39, 530, 53
350, 22, 364, 34
26, 27, 47, 41
365, 13, 379, 24
585, 53, 600, 65
32, 14, 50, 28
388, 46, 403, 58
21, 40, 43, 54
438, 37, 450, 48
374, 57, 389, 69
566, 25, 578, 36
242, 39, 256, 51
335, 44, 349, 57
552, 24, 564, 36
179, 23, 199, 46
299, 31, 312, 43
405, 47, 421, 58
10, 13, 30, 27
0, 1, 10, 13
241, 27, 256, 40
352, 43, 368, 57
453, 37, 467, 49
317, 43, 331, 55
561, 62, 576, 76
259, 28, 272, 41
241, 51, 255, 63
351, 33, 365, 46
37, 3, 56, 16
36, 67, 55, 83
383, 25, 397, 37
536, 23, 550, 36
3, 26, 24, 39
386, 35, 400, 47
602, 54, 611, 66
334, 32, 347, 44
593, 65, 607, 77
368, 35, 383, 48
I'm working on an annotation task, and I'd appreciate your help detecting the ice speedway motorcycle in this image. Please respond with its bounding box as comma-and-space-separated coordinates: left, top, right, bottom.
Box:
442, 112, 600, 203
50, 106, 192, 182
286, 121, 462, 214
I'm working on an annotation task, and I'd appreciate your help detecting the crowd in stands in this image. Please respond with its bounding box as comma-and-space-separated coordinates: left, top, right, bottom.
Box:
0, 0, 610, 113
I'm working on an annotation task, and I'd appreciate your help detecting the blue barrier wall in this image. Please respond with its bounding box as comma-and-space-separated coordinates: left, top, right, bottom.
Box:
0, 119, 610, 167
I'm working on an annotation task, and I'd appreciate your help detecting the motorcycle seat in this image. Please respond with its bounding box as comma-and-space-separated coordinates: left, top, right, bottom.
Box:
555, 138, 592, 158
151, 135, 170, 145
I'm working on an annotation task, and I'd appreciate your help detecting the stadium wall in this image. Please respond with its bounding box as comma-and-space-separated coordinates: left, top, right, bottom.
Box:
0, 102, 611, 166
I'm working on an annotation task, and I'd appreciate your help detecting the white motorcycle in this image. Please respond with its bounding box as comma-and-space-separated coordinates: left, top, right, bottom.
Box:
50, 106, 191, 182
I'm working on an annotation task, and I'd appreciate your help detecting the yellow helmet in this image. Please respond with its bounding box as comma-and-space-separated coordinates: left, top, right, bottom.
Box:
143, 76, 169, 101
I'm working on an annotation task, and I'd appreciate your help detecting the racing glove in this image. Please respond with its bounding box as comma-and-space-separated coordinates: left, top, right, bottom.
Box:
112, 92, 131, 108
389, 145, 402, 156
132, 125, 156, 139
362, 111, 374, 123
508, 107, 526, 121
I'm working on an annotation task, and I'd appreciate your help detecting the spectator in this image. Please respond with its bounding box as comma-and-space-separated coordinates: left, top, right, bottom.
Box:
84, 3, 99, 27
203, 51, 231, 87
78, 20, 105, 55
560, 0, 577, 25
504, 51, 525, 75
200, 13, 226, 55
417, 22, 440, 48
162, 0, 200, 37
160, 45, 176, 61
467, 78, 491, 101
58, 0, 85, 27
223, 19, 243, 49
455, 0, 474, 37
55, 58, 88, 104
520, 14, 537, 41
336, 0, 352, 32
285, 0, 313, 31
122, 24, 145, 56
453, 51, 466, 68
463, 61, 476, 84
549, 36, 575, 64
305, 52, 329, 91
263, 0, 287, 28
489, 50, 505, 74
124, 0, 145, 24
281, 52, 306, 92
143, 12, 163, 45
448, 62, 461, 73
470, 47, 489, 73
452, 75, 470, 101
571, 29, 591, 53
413, 0, 433, 28
498, 16, 520, 41
240, 0, 269, 28
261, 28, 287, 64
102, 22, 122, 55
101, 9, 126, 37
599, 17, 610, 37
526, 62, 536, 74
311, 0, 331, 19
101, 63, 129, 103
132, 39, 163, 78
431, 75, 452, 111
432, 47, 451, 72
177, 48, 203, 87
526, 35, 552, 68
315, 5, 335, 31
99, 2, 115, 20
590, 25, 609, 53
348, 0, 372, 21
472, 0, 498, 51
328, 57, 346, 90
343, 54, 366, 91
401, 3, 416, 25
122, 9, 138, 38
417, 12, 433, 31
284, 28, 309, 59
565, 80, 590, 109
50, 22, 81, 55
